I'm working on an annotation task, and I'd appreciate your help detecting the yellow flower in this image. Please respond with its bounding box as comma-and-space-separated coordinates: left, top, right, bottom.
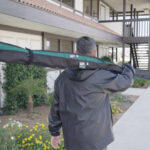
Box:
40, 123, 45, 128
44, 143, 47, 150
28, 137, 31, 141
30, 129, 33, 132
24, 125, 29, 128
22, 140, 25, 144
39, 135, 42, 140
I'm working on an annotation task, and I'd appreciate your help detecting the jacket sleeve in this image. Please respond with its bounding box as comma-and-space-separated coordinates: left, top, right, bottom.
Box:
48, 78, 62, 136
98, 64, 135, 93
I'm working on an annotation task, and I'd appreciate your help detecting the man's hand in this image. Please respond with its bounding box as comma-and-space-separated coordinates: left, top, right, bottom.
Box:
51, 136, 61, 149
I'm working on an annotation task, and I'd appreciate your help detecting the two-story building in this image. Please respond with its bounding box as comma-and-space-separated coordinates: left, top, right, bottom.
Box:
0, 0, 150, 108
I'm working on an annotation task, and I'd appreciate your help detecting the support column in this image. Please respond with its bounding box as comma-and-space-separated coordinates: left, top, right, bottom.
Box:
0, 62, 6, 109
148, 14, 150, 71
74, 0, 83, 12
116, 48, 118, 62
42, 32, 45, 50
112, 47, 114, 62
122, 0, 126, 64
149, 39, 150, 71
130, 4, 133, 36
73, 42, 76, 53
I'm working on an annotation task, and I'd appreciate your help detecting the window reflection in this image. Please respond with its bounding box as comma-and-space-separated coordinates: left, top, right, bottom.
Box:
45, 38, 59, 51
45, 36, 73, 53
59, 0, 74, 8
61, 40, 73, 53
83, 0, 98, 19
84, 0, 91, 16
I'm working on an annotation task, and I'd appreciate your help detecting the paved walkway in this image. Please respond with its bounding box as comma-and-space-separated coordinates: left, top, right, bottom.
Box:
122, 87, 146, 96
108, 88, 150, 150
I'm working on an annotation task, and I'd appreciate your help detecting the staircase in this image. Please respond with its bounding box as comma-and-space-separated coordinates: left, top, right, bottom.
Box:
130, 43, 139, 68
130, 43, 149, 70
136, 43, 149, 70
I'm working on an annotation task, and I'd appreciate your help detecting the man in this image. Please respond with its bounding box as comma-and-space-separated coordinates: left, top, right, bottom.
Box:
48, 36, 134, 150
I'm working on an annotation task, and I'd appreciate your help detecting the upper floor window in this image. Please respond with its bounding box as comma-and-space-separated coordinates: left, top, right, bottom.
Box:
83, 0, 99, 19
59, 0, 74, 8
100, 4, 106, 20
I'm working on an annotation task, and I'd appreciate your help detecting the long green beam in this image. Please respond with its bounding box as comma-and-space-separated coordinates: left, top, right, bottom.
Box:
0, 42, 149, 79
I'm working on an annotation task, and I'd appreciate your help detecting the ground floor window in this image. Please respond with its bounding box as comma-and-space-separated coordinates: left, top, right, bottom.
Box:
61, 40, 73, 53
44, 35, 74, 53
45, 38, 59, 51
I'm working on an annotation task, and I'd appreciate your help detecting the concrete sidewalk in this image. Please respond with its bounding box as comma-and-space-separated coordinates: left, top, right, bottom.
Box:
122, 88, 146, 96
108, 88, 150, 150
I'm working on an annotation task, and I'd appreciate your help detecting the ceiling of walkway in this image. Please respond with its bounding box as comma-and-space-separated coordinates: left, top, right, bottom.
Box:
103, 0, 150, 12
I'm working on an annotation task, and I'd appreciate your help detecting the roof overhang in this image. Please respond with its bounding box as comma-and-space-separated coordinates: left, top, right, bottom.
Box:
0, 0, 122, 46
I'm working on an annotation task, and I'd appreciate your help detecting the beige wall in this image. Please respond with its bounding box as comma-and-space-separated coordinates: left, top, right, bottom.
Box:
0, 30, 42, 49
102, 22, 123, 36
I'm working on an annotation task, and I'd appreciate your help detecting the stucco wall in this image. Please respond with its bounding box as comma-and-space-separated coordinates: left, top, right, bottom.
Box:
102, 22, 123, 36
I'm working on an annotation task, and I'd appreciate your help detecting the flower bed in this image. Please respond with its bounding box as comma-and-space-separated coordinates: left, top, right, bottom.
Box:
0, 119, 65, 150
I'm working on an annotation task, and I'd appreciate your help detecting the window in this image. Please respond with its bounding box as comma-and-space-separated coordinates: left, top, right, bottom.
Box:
61, 40, 73, 53
92, 0, 98, 18
84, 0, 91, 16
83, 0, 99, 19
44, 35, 74, 53
100, 5, 106, 20
45, 38, 59, 51
59, 0, 74, 8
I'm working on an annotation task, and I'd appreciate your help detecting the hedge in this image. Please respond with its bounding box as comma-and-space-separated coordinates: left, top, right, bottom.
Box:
3, 64, 47, 114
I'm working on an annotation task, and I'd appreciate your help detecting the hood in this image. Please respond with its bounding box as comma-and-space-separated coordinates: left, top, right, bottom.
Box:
66, 68, 99, 81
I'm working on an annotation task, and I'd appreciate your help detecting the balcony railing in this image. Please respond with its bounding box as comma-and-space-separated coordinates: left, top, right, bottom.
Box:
124, 18, 150, 37
46, 0, 98, 22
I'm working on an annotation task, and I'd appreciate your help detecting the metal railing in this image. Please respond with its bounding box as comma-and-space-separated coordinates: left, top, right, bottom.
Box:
124, 18, 150, 37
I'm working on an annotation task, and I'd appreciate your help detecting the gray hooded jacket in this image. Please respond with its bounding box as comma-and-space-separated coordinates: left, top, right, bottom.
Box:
48, 64, 134, 150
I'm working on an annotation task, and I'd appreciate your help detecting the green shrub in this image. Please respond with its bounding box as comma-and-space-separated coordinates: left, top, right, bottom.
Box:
3, 64, 47, 114
133, 77, 150, 88
101, 56, 112, 62
46, 93, 54, 106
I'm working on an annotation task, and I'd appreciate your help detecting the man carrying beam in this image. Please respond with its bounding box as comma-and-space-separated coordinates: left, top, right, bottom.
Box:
48, 36, 135, 150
